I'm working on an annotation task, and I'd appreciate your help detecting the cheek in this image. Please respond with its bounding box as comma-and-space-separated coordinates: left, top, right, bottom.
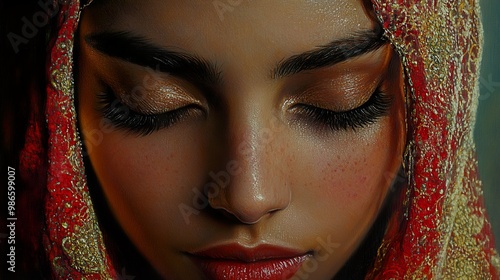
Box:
291, 119, 401, 247
319, 132, 391, 206
83, 125, 208, 250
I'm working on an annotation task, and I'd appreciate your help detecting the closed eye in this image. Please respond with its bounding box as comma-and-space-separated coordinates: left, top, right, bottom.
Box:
97, 89, 205, 136
288, 89, 392, 133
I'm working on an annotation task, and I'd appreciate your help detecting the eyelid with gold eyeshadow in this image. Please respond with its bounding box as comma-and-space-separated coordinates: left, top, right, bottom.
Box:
125, 83, 203, 115
96, 85, 206, 135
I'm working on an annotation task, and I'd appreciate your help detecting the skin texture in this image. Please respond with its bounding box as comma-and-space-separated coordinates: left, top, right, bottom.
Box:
77, 0, 406, 279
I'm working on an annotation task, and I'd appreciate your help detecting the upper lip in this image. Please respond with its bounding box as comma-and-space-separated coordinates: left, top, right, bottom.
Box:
189, 243, 309, 262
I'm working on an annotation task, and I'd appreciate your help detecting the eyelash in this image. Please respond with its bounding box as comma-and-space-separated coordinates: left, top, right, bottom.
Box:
288, 89, 392, 132
98, 88, 392, 136
97, 90, 204, 136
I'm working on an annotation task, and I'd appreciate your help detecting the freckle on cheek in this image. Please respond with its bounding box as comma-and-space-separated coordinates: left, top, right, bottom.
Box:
360, 176, 367, 184
346, 191, 359, 199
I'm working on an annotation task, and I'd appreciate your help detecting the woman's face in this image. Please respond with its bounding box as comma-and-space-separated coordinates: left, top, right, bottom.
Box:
77, 0, 406, 279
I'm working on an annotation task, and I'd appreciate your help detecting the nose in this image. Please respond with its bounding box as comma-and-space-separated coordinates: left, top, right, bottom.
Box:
208, 114, 291, 224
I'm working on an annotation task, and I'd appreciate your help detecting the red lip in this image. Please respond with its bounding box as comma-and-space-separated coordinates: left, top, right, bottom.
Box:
189, 244, 310, 280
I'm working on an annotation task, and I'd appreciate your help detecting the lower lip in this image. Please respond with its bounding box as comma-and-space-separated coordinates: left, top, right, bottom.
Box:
192, 255, 308, 280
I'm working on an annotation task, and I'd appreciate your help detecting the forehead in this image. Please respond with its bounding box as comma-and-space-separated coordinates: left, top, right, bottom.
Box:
85, 0, 373, 44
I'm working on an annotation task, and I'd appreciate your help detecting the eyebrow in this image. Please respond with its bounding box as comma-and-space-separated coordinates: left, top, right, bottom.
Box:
272, 28, 386, 78
85, 31, 223, 86
85, 28, 386, 84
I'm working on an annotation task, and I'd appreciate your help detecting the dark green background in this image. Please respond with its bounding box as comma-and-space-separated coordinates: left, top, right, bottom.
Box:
477, 0, 499, 251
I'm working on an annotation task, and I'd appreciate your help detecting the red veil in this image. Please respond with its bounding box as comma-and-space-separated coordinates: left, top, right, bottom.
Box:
19, 0, 500, 278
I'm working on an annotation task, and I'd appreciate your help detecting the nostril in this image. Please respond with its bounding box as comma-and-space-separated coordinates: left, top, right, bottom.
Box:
208, 205, 261, 224
207, 185, 292, 224
268, 208, 281, 215
206, 206, 241, 223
